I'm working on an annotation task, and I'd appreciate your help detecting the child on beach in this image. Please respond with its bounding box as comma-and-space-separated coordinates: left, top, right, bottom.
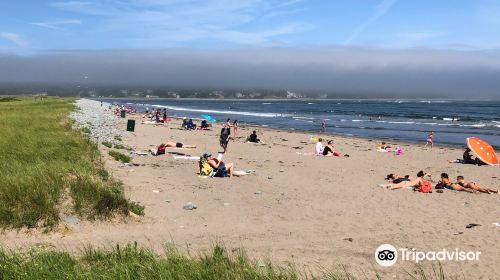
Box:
425, 132, 434, 148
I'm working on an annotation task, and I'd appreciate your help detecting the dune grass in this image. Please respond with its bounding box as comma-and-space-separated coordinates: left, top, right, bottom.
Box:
108, 150, 132, 163
0, 243, 448, 280
0, 97, 140, 229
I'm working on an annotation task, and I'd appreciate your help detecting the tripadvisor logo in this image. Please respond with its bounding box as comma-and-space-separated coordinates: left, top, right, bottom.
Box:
375, 244, 481, 267
375, 244, 397, 267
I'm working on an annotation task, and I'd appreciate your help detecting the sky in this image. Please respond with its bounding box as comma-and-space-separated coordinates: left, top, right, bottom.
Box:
1, 0, 500, 97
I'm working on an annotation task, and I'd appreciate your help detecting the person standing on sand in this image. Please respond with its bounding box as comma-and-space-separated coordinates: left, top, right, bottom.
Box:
220, 123, 231, 153
425, 132, 434, 148
233, 120, 239, 138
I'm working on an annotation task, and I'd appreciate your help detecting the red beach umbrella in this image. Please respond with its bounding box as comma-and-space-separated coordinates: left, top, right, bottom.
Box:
466, 137, 499, 166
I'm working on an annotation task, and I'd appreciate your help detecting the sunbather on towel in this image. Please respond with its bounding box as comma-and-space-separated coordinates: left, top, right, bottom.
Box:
164, 142, 196, 148
383, 171, 429, 190
456, 176, 498, 194
435, 173, 473, 193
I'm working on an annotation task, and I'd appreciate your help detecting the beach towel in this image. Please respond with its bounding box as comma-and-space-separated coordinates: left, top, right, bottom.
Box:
173, 155, 200, 160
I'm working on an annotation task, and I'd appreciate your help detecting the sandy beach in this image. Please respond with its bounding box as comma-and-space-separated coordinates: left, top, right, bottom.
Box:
2, 106, 499, 278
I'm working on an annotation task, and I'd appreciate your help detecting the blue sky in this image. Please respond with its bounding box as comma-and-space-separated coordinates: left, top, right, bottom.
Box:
1, 0, 500, 52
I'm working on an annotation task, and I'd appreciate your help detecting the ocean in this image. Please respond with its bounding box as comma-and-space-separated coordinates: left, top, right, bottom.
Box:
99, 98, 500, 147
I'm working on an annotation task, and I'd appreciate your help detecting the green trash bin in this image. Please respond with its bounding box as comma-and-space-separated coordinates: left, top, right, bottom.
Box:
120, 110, 126, 118
127, 119, 135, 132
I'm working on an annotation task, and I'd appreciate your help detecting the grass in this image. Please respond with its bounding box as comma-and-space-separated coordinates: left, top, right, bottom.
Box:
108, 150, 132, 163
113, 143, 132, 151
0, 97, 142, 229
0, 97, 19, 102
0, 243, 448, 280
101, 141, 113, 148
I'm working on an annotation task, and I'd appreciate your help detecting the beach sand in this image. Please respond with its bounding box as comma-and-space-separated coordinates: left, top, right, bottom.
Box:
2, 114, 499, 278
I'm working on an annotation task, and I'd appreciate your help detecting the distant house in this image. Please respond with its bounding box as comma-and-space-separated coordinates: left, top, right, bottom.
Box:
235, 92, 244, 98
286, 91, 298, 99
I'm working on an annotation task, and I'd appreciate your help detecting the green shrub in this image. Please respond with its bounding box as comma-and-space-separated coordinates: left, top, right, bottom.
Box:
128, 201, 145, 216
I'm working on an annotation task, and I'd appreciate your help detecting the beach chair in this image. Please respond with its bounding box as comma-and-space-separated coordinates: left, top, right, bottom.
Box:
199, 157, 215, 177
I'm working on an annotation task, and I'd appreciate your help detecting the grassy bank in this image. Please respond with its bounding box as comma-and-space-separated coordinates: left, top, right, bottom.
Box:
0, 243, 446, 280
0, 97, 138, 229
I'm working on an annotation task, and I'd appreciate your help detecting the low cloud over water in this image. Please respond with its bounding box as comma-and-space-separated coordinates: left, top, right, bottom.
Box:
1, 47, 500, 98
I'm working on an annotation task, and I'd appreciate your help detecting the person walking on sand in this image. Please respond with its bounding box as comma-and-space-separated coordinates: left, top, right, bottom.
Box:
220, 123, 231, 153
425, 132, 434, 148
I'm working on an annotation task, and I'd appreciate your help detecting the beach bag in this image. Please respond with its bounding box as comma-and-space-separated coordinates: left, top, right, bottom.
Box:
199, 157, 214, 176
418, 180, 432, 193
157, 144, 166, 155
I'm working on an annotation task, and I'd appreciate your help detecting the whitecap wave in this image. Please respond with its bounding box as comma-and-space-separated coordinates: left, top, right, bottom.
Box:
152, 104, 288, 118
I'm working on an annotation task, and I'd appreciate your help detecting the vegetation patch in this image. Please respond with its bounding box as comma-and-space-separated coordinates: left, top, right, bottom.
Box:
101, 141, 113, 148
108, 150, 131, 163
113, 143, 131, 151
0, 97, 20, 102
0, 97, 139, 229
0, 243, 447, 280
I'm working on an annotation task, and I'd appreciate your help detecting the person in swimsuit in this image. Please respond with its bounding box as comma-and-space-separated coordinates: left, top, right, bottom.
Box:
456, 176, 498, 194
204, 153, 238, 177
425, 132, 434, 148
436, 173, 473, 192
384, 171, 429, 190
322, 140, 340, 156
163, 142, 196, 148
233, 120, 238, 138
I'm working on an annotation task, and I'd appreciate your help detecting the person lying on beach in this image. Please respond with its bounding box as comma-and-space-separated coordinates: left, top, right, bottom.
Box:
163, 142, 196, 149
203, 153, 238, 177
379, 141, 391, 150
456, 176, 498, 194
435, 173, 474, 193
150, 142, 197, 155
322, 140, 340, 156
383, 171, 429, 190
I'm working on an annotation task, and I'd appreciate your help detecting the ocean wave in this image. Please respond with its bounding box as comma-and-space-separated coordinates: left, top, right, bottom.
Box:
293, 116, 315, 120
352, 120, 363, 122
152, 104, 288, 118
388, 121, 415, 124
262, 103, 273, 105
419, 100, 450, 103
